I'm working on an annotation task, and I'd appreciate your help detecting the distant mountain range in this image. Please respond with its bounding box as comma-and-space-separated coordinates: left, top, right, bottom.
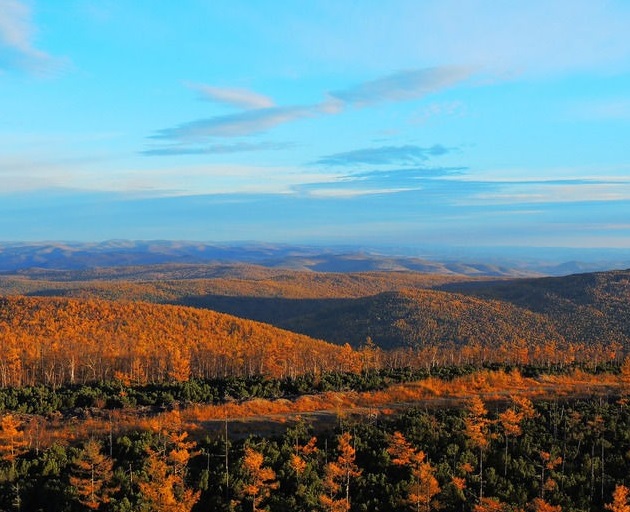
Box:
1, 240, 627, 276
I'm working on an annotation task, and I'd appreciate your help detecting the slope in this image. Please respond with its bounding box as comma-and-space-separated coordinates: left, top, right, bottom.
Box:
441, 269, 630, 347
0, 296, 361, 387
272, 289, 563, 350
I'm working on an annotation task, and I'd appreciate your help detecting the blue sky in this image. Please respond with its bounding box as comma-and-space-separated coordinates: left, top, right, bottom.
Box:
1, 1, 630, 255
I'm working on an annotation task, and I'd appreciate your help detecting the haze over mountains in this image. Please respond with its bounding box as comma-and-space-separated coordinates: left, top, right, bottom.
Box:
1, 240, 629, 276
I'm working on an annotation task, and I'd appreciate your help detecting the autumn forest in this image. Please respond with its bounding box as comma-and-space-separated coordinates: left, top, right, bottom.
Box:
1, 263, 630, 511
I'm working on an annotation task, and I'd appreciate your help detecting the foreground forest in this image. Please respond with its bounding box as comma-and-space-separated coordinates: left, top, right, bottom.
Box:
1, 264, 630, 510
2, 366, 630, 511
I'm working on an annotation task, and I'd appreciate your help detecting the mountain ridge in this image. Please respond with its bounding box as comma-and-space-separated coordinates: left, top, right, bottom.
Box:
2, 240, 627, 276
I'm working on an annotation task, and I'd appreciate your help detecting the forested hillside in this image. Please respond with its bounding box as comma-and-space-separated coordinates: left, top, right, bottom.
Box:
0, 263, 474, 298
2, 267, 630, 352
0, 296, 361, 387
275, 289, 563, 349
444, 269, 630, 347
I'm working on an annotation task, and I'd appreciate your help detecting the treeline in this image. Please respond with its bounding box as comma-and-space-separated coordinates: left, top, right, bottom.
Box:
0, 362, 621, 416
4, 394, 630, 510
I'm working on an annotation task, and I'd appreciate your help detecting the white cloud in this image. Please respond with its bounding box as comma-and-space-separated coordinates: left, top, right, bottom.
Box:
304, 186, 422, 199
464, 181, 630, 205
187, 83, 275, 109
107, 164, 337, 197
315, 144, 454, 166
142, 141, 293, 156
152, 105, 315, 140
330, 67, 473, 106
155, 67, 472, 141
0, 0, 58, 74
0, 150, 338, 197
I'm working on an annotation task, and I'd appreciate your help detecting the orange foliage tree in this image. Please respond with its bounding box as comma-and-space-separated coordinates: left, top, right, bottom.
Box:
238, 446, 279, 512
70, 439, 118, 510
320, 432, 362, 512
138, 446, 200, 512
387, 431, 441, 512
606, 485, 630, 512
529, 497, 562, 512
464, 396, 493, 500
498, 395, 535, 477
474, 497, 507, 512
0, 414, 28, 474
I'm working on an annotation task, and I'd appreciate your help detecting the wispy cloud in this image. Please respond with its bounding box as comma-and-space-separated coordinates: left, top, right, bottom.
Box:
151, 106, 315, 140
350, 167, 465, 180
459, 178, 630, 205
301, 186, 423, 199
0, 0, 59, 74
187, 83, 275, 109
152, 67, 474, 142
315, 144, 455, 166
293, 166, 466, 199
330, 67, 473, 106
142, 141, 294, 156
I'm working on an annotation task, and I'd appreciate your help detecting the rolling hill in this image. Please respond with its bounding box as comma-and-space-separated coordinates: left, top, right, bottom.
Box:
268, 289, 563, 350
441, 269, 630, 347
1, 261, 629, 357
0, 295, 361, 387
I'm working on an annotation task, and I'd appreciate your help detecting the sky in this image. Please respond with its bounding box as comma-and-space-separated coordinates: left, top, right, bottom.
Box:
1, 0, 630, 257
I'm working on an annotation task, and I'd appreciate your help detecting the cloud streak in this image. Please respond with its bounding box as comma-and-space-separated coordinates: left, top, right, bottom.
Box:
293, 166, 465, 198
0, 0, 58, 74
151, 106, 315, 140
187, 83, 275, 109
315, 144, 454, 166
330, 67, 473, 106
152, 67, 473, 142
142, 141, 294, 156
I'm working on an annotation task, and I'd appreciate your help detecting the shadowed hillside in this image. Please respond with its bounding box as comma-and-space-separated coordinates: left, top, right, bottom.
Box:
201, 289, 563, 350
441, 269, 630, 347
